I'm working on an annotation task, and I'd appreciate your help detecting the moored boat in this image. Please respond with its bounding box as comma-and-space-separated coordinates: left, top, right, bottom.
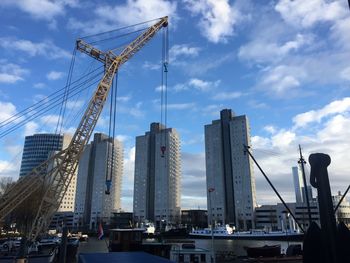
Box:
189, 225, 303, 241
245, 244, 281, 258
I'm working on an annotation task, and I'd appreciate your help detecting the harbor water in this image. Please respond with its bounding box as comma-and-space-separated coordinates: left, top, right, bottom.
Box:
77, 237, 302, 259
193, 238, 302, 257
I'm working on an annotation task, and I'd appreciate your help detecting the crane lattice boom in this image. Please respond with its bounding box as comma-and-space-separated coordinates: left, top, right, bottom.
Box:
0, 16, 168, 240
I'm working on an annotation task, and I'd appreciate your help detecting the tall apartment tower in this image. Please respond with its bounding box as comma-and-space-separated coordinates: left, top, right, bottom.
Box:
205, 109, 256, 230
74, 133, 123, 230
292, 166, 304, 203
19, 133, 76, 212
133, 123, 181, 227
19, 133, 70, 177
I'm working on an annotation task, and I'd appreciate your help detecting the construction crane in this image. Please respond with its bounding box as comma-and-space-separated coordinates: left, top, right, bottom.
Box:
0, 16, 168, 241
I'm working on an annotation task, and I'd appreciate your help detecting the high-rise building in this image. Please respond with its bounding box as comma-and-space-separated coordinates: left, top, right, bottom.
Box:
19, 133, 76, 212
19, 133, 71, 177
301, 186, 313, 203
205, 109, 256, 230
74, 133, 123, 230
292, 166, 304, 203
133, 123, 181, 227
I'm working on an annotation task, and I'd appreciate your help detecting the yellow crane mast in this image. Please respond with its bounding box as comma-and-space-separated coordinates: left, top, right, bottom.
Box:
0, 16, 168, 241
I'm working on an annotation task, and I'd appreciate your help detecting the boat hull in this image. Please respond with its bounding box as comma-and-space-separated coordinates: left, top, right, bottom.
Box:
189, 233, 304, 241
245, 245, 281, 258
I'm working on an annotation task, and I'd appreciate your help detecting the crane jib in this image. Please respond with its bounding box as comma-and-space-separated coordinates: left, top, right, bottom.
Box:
0, 16, 168, 242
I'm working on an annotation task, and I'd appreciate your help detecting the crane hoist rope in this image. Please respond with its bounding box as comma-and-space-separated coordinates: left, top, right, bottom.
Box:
105, 72, 118, 195
160, 24, 169, 158
0, 17, 169, 242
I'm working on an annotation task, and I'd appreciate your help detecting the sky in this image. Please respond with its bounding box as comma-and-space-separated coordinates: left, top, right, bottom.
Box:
0, 0, 350, 212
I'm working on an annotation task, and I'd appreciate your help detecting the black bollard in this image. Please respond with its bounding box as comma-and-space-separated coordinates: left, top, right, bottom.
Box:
303, 222, 322, 263
308, 153, 337, 263
337, 222, 350, 262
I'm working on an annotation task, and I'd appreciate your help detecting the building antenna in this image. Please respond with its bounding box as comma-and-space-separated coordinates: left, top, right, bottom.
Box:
298, 144, 312, 225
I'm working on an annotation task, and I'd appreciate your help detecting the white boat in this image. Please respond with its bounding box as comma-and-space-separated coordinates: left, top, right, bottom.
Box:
190, 225, 234, 238
189, 225, 303, 241
139, 222, 155, 235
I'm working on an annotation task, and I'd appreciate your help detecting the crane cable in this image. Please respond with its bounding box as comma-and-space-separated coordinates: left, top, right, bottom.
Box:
55, 47, 77, 134
160, 25, 169, 158
0, 66, 103, 130
0, 73, 102, 139
79, 17, 162, 40
105, 72, 118, 195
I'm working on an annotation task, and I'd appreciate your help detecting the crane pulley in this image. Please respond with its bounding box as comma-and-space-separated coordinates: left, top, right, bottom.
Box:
0, 16, 168, 241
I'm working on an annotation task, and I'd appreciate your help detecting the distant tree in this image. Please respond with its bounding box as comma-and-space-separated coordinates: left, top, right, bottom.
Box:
0, 177, 46, 236
0, 176, 14, 197
10, 186, 46, 236
0, 177, 15, 231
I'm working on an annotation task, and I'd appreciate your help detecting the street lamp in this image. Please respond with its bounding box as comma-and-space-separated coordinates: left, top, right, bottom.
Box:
208, 187, 216, 263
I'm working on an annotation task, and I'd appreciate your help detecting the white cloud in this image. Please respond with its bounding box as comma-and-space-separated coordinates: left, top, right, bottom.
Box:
66, 100, 84, 110
69, 0, 177, 35
293, 97, 350, 128
0, 0, 78, 20
340, 67, 350, 81
32, 94, 49, 103
40, 114, 58, 130
248, 100, 268, 109
0, 61, 28, 84
169, 44, 201, 62
183, 0, 240, 43
142, 61, 161, 71
201, 104, 225, 117
237, 2, 350, 100
173, 78, 220, 92
121, 146, 135, 210
97, 0, 177, 26
331, 17, 350, 50
0, 101, 17, 123
189, 78, 220, 92
260, 65, 305, 96
212, 91, 242, 100
46, 71, 64, 80
24, 121, 38, 136
239, 33, 313, 63
0, 38, 70, 59
184, 51, 235, 76
116, 135, 132, 143
33, 82, 46, 89
117, 96, 131, 103
40, 114, 60, 126
251, 106, 350, 204
181, 152, 207, 209
263, 125, 277, 134
118, 102, 144, 118
271, 130, 296, 148
167, 103, 196, 110
275, 0, 347, 28
0, 160, 20, 179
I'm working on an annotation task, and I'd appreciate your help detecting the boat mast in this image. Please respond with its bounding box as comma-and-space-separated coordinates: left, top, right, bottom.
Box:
298, 145, 312, 226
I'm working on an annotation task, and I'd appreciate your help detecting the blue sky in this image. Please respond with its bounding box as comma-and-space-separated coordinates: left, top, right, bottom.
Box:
0, 0, 350, 211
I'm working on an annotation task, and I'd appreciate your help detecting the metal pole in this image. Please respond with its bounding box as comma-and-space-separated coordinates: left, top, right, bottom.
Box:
16, 236, 27, 263
244, 145, 304, 233
59, 226, 68, 263
208, 188, 216, 263
334, 184, 350, 213
298, 145, 312, 225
